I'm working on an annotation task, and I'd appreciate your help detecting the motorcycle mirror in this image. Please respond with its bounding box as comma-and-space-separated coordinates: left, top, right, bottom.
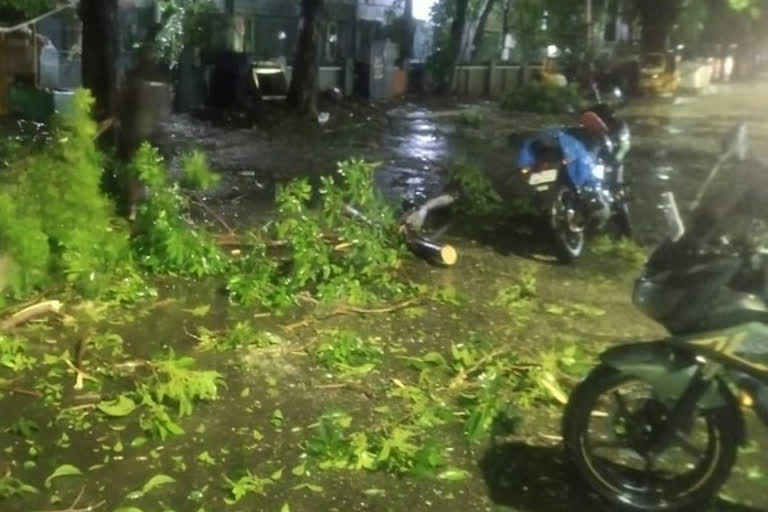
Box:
721, 123, 748, 161
691, 123, 749, 210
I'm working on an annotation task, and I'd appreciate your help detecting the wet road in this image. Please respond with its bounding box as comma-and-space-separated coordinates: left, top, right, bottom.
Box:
152, 83, 768, 511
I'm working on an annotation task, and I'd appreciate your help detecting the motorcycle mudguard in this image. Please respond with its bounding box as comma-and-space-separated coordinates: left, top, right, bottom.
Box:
600, 342, 746, 443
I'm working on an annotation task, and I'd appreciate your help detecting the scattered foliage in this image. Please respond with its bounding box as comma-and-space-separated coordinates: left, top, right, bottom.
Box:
501, 83, 582, 114
228, 159, 406, 309
0, 333, 36, 371
197, 322, 281, 352
310, 330, 384, 376
224, 470, 273, 504
0, 471, 38, 499
131, 143, 229, 277
458, 110, 484, 128
590, 235, 647, 267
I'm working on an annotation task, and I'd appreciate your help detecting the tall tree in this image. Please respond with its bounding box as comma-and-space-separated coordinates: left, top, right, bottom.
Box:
469, 0, 498, 60
79, 0, 119, 121
629, 0, 684, 52
288, 0, 324, 116
404, 0, 414, 60
447, 0, 470, 86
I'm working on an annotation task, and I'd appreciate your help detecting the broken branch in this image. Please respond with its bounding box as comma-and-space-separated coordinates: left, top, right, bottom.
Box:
0, 300, 63, 330
191, 199, 235, 235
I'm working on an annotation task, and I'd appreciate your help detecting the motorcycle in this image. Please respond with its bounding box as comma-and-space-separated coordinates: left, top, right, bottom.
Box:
562, 125, 764, 511
516, 99, 632, 263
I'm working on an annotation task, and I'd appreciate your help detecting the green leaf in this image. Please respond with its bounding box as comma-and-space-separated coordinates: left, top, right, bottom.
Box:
114, 508, 144, 512
270, 468, 283, 481
130, 436, 147, 448
362, 488, 386, 496
291, 463, 305, 476
141, 474, 176, 494
437, 467, 470, 481
291, 483, 323, 493
271, 409, 284, 428
44, 464, 83, 488
97, 395, 137, 417
184, 305, 211, 317
280, 504, 290, 512
422, 352, 448, 366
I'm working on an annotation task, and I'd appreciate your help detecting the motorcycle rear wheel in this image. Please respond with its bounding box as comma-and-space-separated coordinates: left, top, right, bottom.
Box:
550, 185, 585, 263
563, 365, 740, 512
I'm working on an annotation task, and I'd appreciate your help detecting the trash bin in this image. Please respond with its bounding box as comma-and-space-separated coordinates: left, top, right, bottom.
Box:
8, 84, 53, 121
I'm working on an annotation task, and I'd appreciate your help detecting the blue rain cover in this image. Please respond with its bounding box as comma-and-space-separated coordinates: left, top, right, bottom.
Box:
517, 129, 599, 188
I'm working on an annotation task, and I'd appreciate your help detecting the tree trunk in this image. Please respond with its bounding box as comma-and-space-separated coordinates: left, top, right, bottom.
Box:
635, 0, 683, 52
79, 0, 119, 121
288, 0, 324, 117
404, 0, 414, 60
500, 0, 512, 56
471, 0, 497, 60
446, 0, 470, 90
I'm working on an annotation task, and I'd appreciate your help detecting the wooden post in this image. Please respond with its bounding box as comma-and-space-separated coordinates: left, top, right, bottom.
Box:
488, 59, 497, 98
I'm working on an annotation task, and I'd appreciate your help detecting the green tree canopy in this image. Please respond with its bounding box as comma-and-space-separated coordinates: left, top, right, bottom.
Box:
0, 0, 54, 22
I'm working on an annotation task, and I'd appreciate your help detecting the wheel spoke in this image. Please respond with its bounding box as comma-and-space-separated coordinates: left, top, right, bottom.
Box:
613, 391, 632, 419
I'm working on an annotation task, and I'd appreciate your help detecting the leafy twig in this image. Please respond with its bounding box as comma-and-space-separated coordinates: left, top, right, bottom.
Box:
447, 347, 539, 390
190, 198, 235, 235
284, 298, 419, 331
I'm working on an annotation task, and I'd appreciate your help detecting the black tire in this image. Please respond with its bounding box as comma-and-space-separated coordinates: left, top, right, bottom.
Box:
549, 185, 585, 263
563, 365, 740, 512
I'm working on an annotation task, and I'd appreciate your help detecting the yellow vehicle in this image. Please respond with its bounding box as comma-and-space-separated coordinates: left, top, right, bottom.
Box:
540, 57, 568, 87
639, 52, 680, 95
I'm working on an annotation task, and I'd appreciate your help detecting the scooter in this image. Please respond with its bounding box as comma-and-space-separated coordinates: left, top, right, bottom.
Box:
562, 125, 765, 511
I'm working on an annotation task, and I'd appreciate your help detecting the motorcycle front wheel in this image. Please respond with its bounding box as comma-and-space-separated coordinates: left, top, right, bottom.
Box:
563, 365, 740, 512
549, 185, 586, 263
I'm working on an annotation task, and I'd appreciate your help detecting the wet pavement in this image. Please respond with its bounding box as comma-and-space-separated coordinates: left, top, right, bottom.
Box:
6, 81, 767, 512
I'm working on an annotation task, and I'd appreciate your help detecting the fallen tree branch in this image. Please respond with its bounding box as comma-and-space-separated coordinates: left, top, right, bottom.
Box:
0, 300, 63, 330
32, 486, 105, 512
0, 378, 42, 398
315, 382, 376, 400
284, 298, 419, 331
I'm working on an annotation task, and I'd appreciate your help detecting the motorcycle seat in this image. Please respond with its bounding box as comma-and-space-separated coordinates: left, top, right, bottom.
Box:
564, 126, 605, 155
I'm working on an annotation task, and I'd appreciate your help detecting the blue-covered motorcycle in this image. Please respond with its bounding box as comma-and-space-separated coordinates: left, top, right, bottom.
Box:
517, 105, 632, 262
